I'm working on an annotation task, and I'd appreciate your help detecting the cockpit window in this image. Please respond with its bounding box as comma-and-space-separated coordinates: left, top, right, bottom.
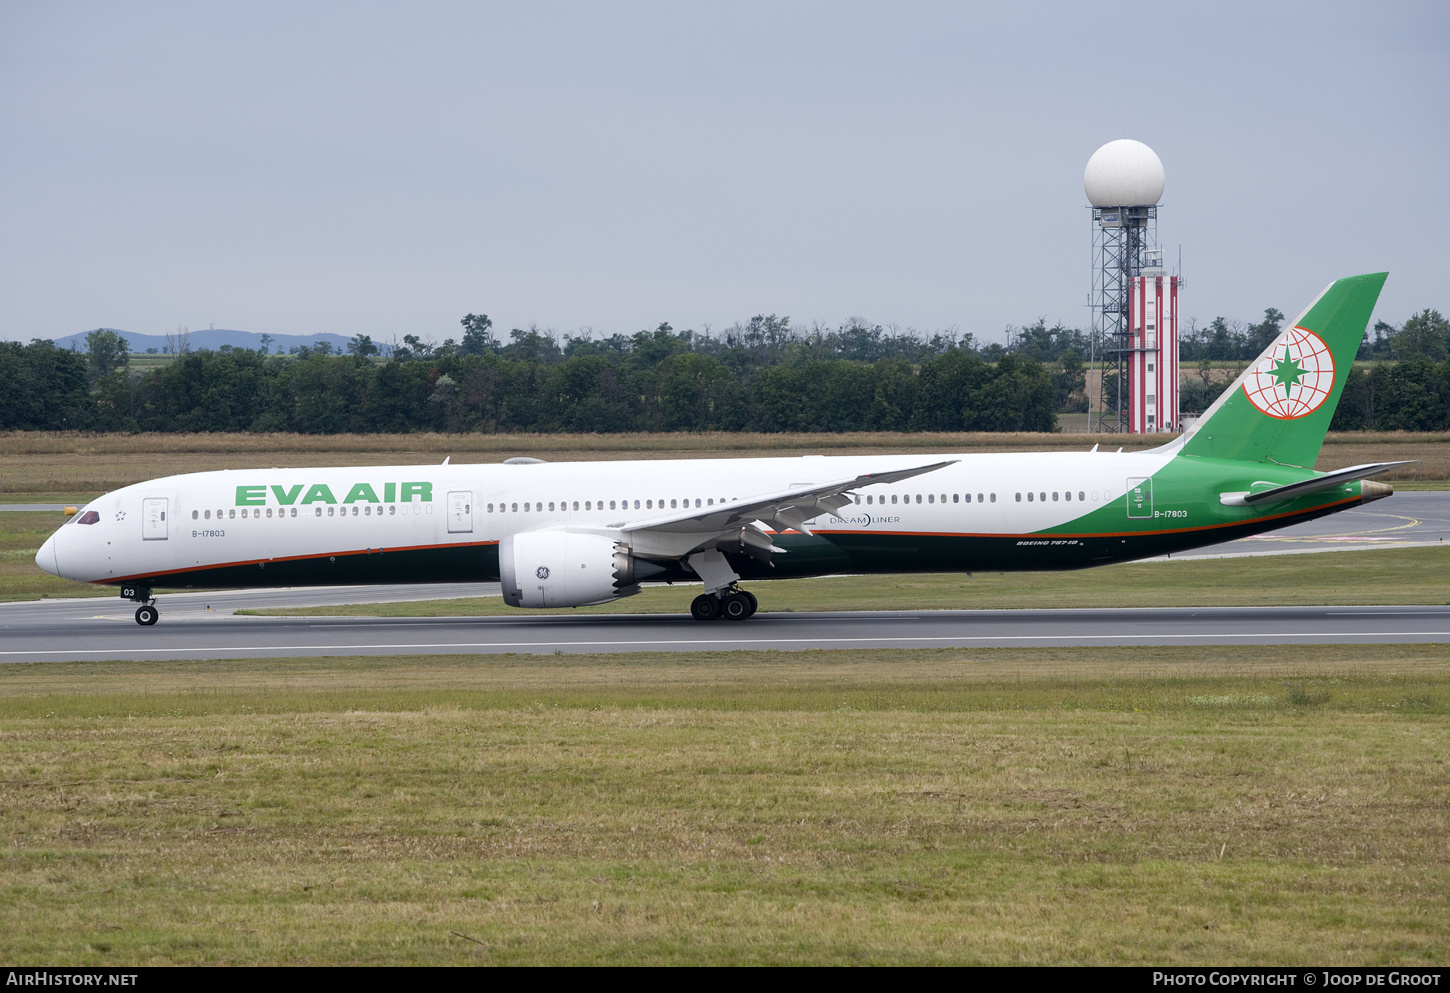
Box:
76, 510, 100, 525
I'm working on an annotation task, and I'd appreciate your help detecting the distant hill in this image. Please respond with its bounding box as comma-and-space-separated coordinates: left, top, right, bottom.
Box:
25, 328, 358, 354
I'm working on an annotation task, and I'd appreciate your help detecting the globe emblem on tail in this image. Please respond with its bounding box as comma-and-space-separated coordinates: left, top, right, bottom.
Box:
1241, 326, 1336, 420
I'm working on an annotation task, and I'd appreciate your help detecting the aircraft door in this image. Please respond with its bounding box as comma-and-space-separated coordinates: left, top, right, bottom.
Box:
1126, 477, 1152, 519
447, 490, 473, 533
142, 497, 169, 539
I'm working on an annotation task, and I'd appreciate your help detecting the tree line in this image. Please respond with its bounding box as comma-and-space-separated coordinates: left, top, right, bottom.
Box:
2, 321, 1078, 434
2, 308, 1445, 434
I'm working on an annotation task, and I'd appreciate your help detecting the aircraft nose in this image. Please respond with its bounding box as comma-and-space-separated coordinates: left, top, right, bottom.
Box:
36, 534, 59, 577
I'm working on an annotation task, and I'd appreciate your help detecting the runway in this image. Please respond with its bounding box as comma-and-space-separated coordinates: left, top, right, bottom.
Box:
3, 492, 1446, 663
3, 604, 1449, 664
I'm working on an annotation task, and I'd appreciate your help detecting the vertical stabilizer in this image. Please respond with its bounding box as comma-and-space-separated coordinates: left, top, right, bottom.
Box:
1177, 272, 1386, 467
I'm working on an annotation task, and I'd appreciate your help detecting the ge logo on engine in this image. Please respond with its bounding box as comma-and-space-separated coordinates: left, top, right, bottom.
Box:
536, 566, 550, 580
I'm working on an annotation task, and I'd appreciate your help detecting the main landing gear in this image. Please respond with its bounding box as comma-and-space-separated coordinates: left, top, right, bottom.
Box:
690, 586, 758, 622
122, 584, 158, 626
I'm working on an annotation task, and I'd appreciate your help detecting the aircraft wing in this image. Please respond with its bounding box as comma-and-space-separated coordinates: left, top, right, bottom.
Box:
617, 460, 957, 538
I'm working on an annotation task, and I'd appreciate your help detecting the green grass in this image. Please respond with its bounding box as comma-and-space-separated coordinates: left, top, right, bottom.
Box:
240, 545, 1450, 617
0, 645, 1446, 965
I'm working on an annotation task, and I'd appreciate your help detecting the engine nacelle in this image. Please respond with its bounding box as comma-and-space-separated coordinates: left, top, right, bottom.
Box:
500, 530, 657, 608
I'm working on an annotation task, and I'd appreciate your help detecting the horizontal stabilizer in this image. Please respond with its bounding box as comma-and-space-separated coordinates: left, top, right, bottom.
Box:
1219, 462, 1414, 507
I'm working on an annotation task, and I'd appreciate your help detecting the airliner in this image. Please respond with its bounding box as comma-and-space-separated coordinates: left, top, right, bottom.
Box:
36, 273, 1408, 626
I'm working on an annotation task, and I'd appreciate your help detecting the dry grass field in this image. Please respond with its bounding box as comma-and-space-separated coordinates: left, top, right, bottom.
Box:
0, 646, 1445, 965
3, 431, 1448, 497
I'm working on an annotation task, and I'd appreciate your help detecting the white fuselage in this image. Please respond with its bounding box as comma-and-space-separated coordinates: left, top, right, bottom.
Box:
37, 450, 1173, 587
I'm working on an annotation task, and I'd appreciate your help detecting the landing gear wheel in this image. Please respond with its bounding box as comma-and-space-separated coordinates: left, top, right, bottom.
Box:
690, 594, 720, 622
721, 593, 751, 621
135, 604, 159, 626
741, 591, 758, 617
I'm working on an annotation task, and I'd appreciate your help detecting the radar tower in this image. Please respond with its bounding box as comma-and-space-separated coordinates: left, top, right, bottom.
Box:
1085, 139, 1181, 433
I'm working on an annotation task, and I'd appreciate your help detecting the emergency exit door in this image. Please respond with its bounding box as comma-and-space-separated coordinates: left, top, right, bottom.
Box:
447, 490, 473, 533
142, 497, 169, 539
1126, 478, 1152, 519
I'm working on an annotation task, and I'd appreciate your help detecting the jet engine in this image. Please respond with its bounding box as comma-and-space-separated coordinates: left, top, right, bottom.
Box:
500, 530, 665, 608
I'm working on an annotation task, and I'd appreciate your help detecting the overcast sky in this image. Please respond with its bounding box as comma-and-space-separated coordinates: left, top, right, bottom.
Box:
2, 1, 1446, 346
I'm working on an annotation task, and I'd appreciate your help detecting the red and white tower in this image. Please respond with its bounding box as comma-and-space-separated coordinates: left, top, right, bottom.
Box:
1126, 271, 1181, 432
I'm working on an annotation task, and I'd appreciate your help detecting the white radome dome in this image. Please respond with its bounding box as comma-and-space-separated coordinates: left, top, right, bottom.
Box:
1084, 139, 1165, 207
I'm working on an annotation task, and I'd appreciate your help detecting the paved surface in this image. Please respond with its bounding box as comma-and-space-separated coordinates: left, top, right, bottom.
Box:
2, 605, 1448, 663
2, 504, 71, 512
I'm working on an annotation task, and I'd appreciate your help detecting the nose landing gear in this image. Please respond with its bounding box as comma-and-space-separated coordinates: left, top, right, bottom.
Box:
690, 586, 758, 622
121, 584, 158, 626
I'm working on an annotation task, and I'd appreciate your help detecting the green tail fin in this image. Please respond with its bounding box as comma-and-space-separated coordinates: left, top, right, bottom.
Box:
1177, 272, 1387, 467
